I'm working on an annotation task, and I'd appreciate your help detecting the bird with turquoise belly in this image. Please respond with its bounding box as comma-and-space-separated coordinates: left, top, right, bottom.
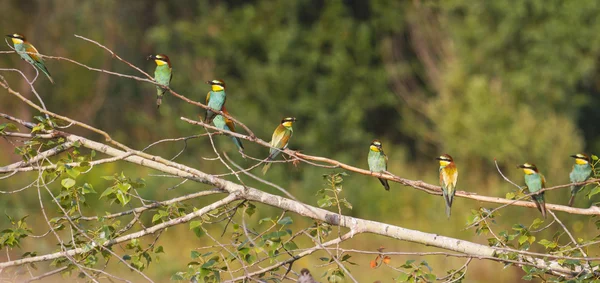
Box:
368, 140, 390, 191
517, 163, 547, 219
147, 54, 172, 109
212, 107, 244, 153
6, 33, 54, 84
568, 153, 593, 207
204, 79, 227, 124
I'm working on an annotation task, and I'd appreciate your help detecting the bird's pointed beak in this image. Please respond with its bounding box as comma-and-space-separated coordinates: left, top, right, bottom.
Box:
205, 81, 212, 85
570, 155, 578, 159
5, 35, 13, 38
147, 55, 155, 60
517, 164, 525, 169
435, 157, 442, 160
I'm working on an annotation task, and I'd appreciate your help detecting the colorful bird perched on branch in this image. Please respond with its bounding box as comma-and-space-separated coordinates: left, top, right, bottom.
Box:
517, 163, 547, 218
262, 117, 296, 175
437, 154, 458, 218
568, 153, 593, 207
204, 79, 227, 123
147, 54, 172, 108
6, 33, 53, 84
368, 140, 390, 191
212, 107, 244, 152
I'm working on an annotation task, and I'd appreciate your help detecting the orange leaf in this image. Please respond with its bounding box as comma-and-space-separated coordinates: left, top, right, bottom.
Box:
370, 260, 377, 269
382, 256, 391, 264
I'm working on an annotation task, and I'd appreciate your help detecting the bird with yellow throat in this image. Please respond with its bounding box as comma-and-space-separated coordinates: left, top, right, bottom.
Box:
147, 54, 172, 108
6, 33, 53, 84
262, 117, 296, 175
368, 140, 390, 191
568, 153, 593, 207
517, 163, 547, 219
204, 79, 227, 124
436, 154, 458, 218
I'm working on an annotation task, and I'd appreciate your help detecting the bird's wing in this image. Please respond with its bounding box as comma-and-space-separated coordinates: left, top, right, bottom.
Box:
169, 72, 173, 84
541, 173, 546, 188
222, 107, 236, 132
381, 150, 388, 170
271, 125, 291, 149
205, 91, 211, 104
452, 165, 458, 188
442, 165, 458, 190
25, 43, 43, 63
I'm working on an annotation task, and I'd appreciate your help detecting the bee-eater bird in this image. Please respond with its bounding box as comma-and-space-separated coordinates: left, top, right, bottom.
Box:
368, 140, 390, 191
6, 33, 53, 84
436, 154, 458, 218
147, 54, 172, 108
568, 153, 593, 207
262, 117, 296, 175
204, 79, 227, 124
212, 107, 244, 152
517, 163, 547, 219
298, 268, 317, 283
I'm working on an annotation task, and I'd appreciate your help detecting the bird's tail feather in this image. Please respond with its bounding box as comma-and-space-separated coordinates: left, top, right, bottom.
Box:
533, 194, 547, 219
233, 137, 244, 152
443, 189, 453, 218
568, 185, 581, 207
378, 178, 390, 191
262, 162, 272, 175
568, 195, 576, 207
156, 95, 162, 109
37, 63, 53, 84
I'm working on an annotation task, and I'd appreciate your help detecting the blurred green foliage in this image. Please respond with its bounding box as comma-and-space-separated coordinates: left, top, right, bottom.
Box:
1, 0, 600, 282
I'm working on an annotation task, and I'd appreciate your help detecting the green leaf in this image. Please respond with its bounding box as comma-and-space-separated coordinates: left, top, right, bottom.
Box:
317, 196, 333, 207
100, 186, 116, 199
201, 259, 217, 269
189, 221, 202, 230
401, 259, 415, 268
171, 272, 185, 281
283, 241, 298, 251
245, 203, 256, 217
277, 216, 293, 226
396, 273, 411, 282
82, 183, 96, 194
424, 273, 437, 282
115, 190, 130, 206
117, 182, 132, 192
0, 123, 18, 133
191, 251, 201, 259
192, 227, 204, 238
531, 218, 544, 229
518, 234, 529, 245
61, 178, 76, 189
505, 192, 515, 200
152, 214, 162, 223
589, 187, 600, 198
66, 168, 80, 178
